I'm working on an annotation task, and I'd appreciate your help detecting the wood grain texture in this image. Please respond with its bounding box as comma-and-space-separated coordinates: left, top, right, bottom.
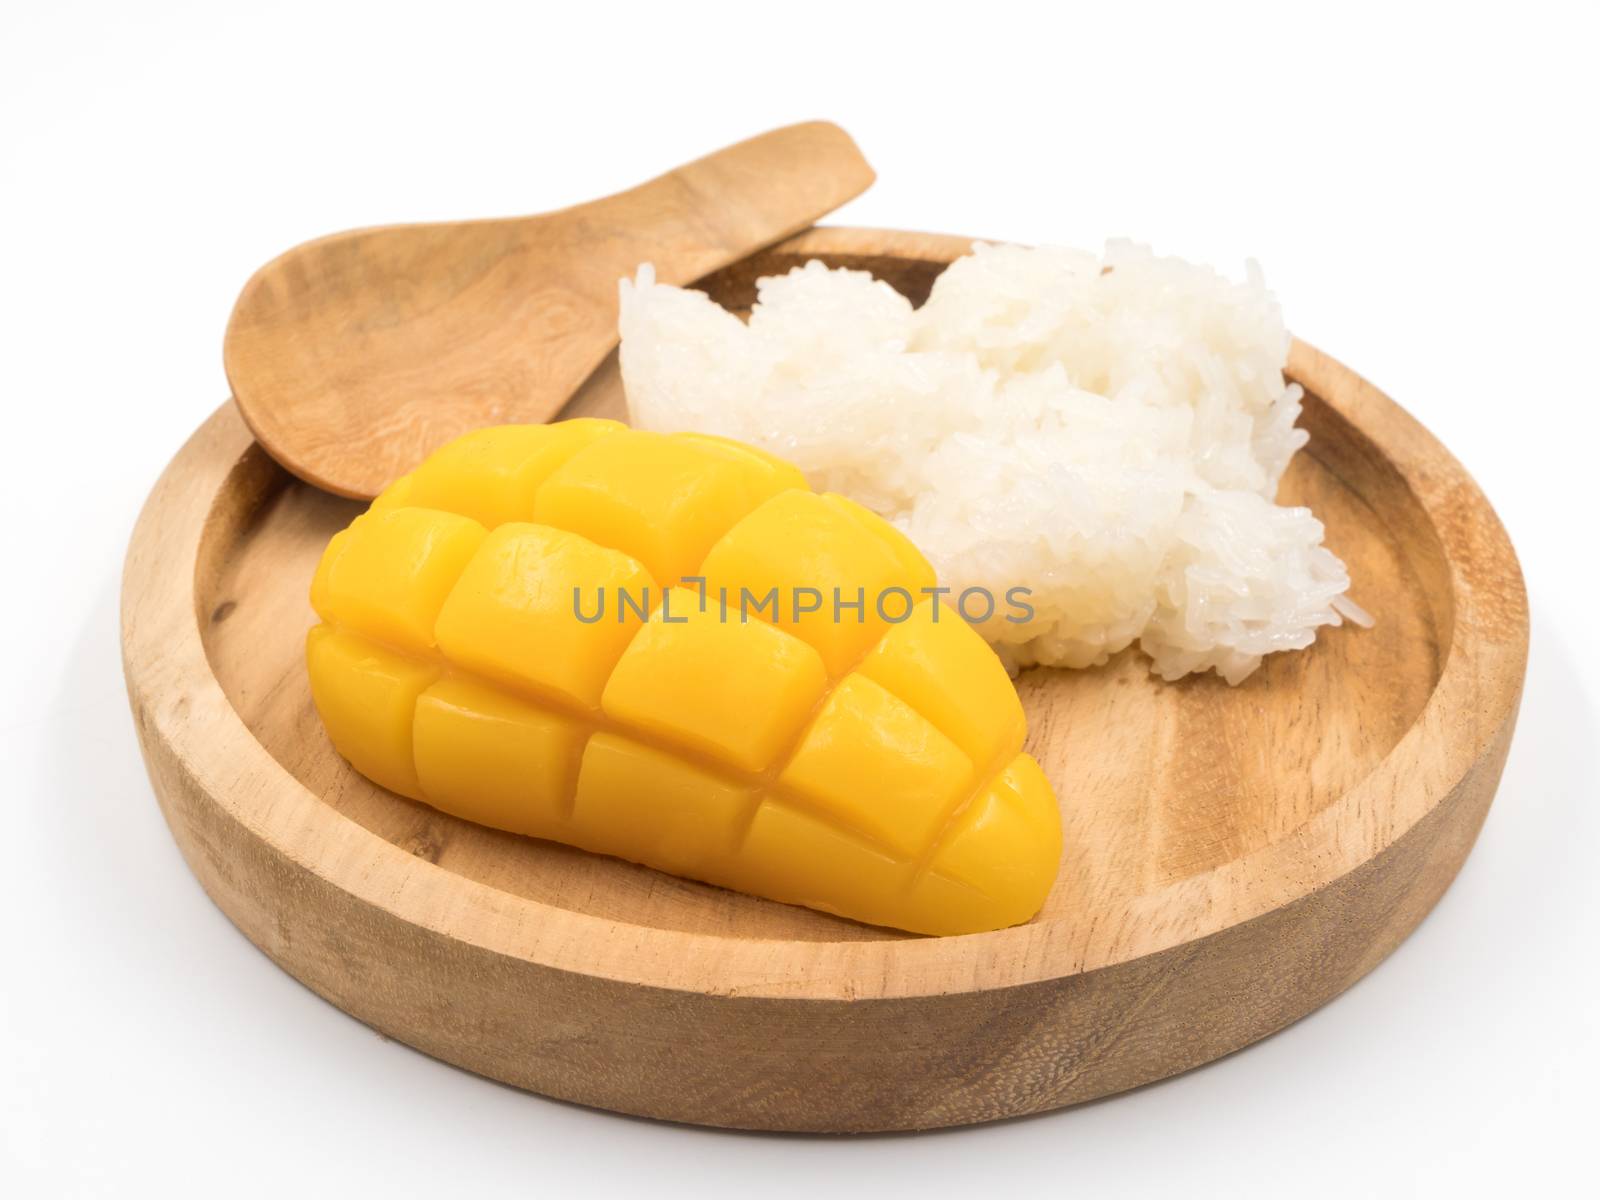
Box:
224, 122, 874, 499
125, 228, 1528, 1132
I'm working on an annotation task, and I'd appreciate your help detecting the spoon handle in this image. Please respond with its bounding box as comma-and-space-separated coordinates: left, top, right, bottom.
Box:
563, 121, 875, 287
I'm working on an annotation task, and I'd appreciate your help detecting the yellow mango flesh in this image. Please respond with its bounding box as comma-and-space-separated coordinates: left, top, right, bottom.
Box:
306, 420, 1062, 936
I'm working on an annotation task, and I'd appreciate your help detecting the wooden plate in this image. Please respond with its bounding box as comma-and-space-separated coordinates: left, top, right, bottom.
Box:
122, 227, 1528, 1132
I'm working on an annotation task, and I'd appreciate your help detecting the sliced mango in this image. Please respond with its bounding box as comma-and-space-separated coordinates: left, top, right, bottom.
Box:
306, 422, 1062, 935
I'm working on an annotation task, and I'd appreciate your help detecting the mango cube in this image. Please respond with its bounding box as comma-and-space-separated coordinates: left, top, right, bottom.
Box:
700, 490, 937, 676
311, 507, 486, 652
570, 734, 755, 879
434, 522, 653, 710
777, 674, 971, 858
305, 625, 438, 800
860, 597, 1027, 769
535, 429, 805, 586
602, 588, 828, 772
374, 419, 622, 529
413, 676, 582, 837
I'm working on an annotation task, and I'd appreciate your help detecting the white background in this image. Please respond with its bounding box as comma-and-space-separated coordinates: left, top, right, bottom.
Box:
4, 2, 1596, 1196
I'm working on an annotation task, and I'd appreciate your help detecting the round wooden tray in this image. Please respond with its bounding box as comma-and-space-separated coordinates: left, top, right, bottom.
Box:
122, 227, 1528, 1133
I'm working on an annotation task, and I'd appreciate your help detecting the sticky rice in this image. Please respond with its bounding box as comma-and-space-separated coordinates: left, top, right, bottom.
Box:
617, 241, 1370, 684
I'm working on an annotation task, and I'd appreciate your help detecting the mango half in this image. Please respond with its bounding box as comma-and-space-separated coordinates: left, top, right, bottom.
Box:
306, 420, 1061, 935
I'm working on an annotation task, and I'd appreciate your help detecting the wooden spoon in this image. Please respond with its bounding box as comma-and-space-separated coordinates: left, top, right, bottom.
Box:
224, 121, 874, 499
